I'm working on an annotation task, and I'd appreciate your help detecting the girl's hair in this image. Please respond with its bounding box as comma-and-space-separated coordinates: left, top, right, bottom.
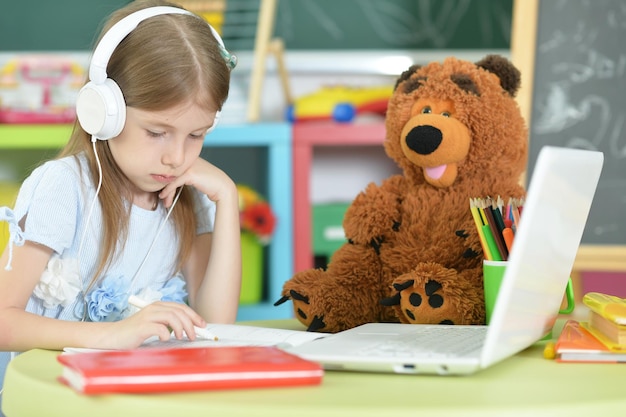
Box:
59, 0, 231, 289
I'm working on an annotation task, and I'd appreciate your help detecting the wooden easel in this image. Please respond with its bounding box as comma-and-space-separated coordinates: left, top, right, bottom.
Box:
246, 0, 292, 122
176, 1, 291, 122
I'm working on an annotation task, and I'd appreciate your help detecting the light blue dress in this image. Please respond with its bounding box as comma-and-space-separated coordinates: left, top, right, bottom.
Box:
0, 152, 216, 393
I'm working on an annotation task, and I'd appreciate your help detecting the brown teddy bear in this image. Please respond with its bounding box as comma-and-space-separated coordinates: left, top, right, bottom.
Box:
275, 55, 528, 333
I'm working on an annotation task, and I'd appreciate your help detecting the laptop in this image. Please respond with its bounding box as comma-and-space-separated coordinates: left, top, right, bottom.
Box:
287, 146, 604, 375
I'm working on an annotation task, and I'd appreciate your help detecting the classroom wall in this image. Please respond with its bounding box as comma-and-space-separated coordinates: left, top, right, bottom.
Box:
2, 0, 624, 292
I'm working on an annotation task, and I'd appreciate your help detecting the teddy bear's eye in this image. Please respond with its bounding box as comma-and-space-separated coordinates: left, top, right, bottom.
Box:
421, 106, 432, 114
441, 111, 451, 117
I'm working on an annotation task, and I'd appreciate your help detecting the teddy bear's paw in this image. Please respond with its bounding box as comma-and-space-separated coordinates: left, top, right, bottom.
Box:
381, 278, 460, 325
274, 268, 334, 332
274, 289, 327, 332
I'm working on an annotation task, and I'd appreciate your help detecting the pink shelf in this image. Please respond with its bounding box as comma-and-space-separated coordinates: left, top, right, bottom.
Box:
292, 121, 387, 273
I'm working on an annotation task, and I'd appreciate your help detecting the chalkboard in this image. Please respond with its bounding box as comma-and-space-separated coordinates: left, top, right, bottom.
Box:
512, 0, 626, 270
1, 0, 512, 51
0, 1, 129, 51
275, 0, 512, 50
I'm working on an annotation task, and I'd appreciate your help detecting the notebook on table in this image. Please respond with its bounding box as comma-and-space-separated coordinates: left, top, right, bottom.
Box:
287, 146, 604, 375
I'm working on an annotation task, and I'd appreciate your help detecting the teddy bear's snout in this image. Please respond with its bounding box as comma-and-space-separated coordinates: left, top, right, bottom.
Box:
405, 125, 442, 155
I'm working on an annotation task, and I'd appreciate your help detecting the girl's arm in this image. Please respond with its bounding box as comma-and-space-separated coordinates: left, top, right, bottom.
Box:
185, 193, 242, 323
0, 242, 208, 352
167, 158, 241, 323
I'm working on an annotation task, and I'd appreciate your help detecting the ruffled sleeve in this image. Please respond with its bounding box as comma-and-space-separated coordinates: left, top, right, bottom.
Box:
1, 157, 84, 270
0, 206, 25, 270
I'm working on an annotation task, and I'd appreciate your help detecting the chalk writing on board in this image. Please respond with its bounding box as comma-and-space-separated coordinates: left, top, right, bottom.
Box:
529, 0, 626, 245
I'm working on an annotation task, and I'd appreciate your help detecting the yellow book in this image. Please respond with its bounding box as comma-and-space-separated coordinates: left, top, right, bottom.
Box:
583, 292, 626, 325
581, 321, 626, 352
588, 311, 626, 346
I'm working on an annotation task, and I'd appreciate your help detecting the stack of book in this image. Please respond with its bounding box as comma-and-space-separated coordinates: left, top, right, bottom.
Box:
554, 292, 626, 363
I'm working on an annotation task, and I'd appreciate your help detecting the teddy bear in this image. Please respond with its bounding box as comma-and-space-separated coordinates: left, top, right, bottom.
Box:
275, 55, 528, 333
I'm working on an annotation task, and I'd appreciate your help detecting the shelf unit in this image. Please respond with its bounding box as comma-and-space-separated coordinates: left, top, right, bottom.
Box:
292, 120, 387, 273
0, 122, 293, 321
0, 124, 73, 148
203, 123, 293, 320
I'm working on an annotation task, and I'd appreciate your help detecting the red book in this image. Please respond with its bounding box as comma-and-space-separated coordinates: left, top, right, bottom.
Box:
57, 346, 324, 395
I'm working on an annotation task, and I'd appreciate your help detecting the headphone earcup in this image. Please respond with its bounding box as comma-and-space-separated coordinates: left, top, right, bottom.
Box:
206, 110, 221, 134
76, 78, 126, 140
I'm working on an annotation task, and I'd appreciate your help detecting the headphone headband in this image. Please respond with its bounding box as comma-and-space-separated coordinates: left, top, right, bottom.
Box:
89, 6, 227, 84
77, 6, 233, 140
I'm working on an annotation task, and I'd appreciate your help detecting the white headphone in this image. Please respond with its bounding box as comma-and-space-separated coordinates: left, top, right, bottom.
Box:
76, 6, 234, 140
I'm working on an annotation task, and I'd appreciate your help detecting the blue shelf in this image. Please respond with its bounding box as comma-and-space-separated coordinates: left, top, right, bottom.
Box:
204, 123, 293, 320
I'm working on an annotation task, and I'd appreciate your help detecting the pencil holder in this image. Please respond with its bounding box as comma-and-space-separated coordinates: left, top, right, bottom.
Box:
483, 260, 575, 325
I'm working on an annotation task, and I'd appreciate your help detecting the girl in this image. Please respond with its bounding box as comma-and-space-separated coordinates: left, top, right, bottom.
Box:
0, 0, 241, 390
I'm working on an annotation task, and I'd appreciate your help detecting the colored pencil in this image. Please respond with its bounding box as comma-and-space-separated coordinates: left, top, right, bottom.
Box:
482, 200, 508, 260
469, 198, 493, 260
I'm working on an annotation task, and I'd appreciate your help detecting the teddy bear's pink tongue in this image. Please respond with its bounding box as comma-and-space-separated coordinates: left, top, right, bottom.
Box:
425, 165, 447, 180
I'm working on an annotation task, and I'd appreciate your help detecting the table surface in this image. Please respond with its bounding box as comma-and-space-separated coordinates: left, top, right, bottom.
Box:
3, 319, 625, 417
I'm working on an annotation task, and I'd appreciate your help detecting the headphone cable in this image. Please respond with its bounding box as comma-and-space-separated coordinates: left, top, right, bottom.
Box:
78, 137, 182, 319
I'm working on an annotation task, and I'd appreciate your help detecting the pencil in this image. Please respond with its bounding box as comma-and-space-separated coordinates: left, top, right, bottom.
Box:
469, 198, 493, 260
481, 224, 503, 262
476, 200, 502, 261
491, 197, 506, 233
502, 227, 515, 252
482, 200, 508, 260
511, 198, 521, 229
128, 295, 218, 341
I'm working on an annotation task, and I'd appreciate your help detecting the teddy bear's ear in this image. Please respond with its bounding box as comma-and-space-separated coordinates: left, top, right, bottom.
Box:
475, 55, 521, 97
394, 64, 422, 91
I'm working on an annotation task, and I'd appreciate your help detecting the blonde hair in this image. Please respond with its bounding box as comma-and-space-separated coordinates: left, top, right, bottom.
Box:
60, 0, 231, 290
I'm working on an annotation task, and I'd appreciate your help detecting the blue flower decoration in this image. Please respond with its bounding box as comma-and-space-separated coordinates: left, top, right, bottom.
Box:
160, 275, 188, 304
85, 275, 130, 322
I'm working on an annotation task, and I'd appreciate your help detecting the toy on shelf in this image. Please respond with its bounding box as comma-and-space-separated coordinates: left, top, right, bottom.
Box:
0, 55, 84, 124
175, 0, 226, 33
286, 85, 393, 123
238, 184, 277, 245
237, 184, 277, 305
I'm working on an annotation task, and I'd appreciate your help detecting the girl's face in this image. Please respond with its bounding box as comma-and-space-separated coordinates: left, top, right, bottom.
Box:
108, 100, 216, 202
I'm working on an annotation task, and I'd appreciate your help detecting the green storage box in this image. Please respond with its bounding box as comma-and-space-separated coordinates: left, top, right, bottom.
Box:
240, 231, 263, 304
312, 202, 350, 261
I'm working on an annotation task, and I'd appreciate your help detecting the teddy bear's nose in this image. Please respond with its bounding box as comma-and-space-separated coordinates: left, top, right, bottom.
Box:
405, 125, 443, 155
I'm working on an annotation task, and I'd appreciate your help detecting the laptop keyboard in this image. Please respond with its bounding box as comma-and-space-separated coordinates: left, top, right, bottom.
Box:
355, 326, 487, 359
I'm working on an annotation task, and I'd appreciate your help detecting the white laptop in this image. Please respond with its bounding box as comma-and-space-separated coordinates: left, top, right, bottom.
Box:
287, 146, 604, 375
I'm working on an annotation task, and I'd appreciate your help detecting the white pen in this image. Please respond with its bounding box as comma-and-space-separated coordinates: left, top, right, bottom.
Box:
128, 295, 218, 341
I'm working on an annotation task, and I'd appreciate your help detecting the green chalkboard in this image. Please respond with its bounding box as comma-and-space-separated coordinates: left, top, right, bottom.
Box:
0, 1, 129, 51
526, 0, 626, 247
1, 0, 512, 51
275, 0, 513, 50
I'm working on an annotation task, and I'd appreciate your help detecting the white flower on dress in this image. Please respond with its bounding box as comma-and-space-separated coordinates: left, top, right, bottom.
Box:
33, 256, 81, 309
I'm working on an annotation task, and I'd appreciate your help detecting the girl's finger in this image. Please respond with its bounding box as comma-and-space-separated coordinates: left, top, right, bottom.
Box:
144, 304, 199, 341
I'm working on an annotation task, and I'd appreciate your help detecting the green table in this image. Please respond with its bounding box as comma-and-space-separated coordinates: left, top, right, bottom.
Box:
3, 320, 625, 417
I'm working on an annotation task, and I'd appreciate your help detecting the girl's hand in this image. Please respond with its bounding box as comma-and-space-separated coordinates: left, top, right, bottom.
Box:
159, 158, 236, 207
158, 157, 241, 324
96, 301, 207, 350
